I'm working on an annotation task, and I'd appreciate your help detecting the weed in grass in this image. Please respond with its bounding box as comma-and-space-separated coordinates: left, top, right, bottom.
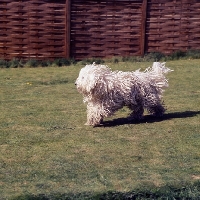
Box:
8, 58, 20, 68
0, 58, 76, 68
112, 57, 119, 63
80, 58, 105, 65
0, 49, 200, 69
122, 56, 140, 62
116, 49, 200, 63
120, 52, 164, 63
143, 52, 166, 62
0, 59, 9, 68
52, 58, 72, 67
40, 60, 53, 67
24, 59, 40, 68
168, 50, 187, 60
186, 49, 200, 59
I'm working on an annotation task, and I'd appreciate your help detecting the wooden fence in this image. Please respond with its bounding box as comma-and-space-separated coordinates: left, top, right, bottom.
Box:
146, 0, 200, 55
0, 0, 200, 60
0, 0, 67, 60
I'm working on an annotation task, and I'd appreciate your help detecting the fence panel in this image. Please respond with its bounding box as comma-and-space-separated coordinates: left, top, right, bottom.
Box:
0, 0, 66, 60
146, 0, 200, 54
70, 0, 144, 60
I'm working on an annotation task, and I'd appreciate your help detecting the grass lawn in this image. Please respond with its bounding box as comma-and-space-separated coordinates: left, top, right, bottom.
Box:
0, 60, 200, 199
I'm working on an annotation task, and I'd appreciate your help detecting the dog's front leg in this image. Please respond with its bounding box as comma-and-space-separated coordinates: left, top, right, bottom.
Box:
85, 104, 103, 126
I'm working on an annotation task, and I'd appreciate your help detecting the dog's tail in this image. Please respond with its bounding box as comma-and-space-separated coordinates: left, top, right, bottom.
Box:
150, 62, 172, 75
146, 62, 173, 89
135, 62, 173, 92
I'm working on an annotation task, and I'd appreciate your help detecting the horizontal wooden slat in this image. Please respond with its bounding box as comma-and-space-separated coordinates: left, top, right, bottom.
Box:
0, 0, 66, 60
145, 0, 200, 54
70, 0, 143, 59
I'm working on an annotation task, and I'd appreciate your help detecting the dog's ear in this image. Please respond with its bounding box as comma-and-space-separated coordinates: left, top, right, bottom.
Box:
90, 75, 107, 98
83, 73, 96, 93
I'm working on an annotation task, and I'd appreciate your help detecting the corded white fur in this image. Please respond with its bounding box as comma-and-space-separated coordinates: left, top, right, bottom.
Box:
75, 62, 172, 126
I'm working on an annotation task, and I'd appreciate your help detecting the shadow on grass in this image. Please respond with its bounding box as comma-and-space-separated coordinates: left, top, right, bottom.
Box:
102, 110, 200, 127
12, 181, 200, 199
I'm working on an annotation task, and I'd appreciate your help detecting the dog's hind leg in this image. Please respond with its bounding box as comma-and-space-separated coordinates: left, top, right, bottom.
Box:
148, 103, 165, 117
128, 104, 144, 121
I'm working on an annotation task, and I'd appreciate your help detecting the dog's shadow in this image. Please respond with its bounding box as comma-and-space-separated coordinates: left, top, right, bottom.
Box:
102, 111, 200, 127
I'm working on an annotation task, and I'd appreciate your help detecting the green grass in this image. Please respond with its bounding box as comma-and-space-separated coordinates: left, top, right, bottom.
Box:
0, 60, 200, 199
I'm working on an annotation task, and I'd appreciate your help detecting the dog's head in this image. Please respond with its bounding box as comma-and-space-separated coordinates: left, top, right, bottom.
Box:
75, 63, 111, 97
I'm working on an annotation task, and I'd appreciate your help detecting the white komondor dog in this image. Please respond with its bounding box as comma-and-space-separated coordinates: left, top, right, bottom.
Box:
75, 62, 172, 126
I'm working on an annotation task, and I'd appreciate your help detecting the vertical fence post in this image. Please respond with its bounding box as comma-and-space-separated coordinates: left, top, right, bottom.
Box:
141, 0, 148, 56
65, 0, 71, 58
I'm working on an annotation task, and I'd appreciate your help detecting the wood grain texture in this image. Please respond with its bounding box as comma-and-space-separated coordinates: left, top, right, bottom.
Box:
145, 0, 200, 54
0, 0, 66, 60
